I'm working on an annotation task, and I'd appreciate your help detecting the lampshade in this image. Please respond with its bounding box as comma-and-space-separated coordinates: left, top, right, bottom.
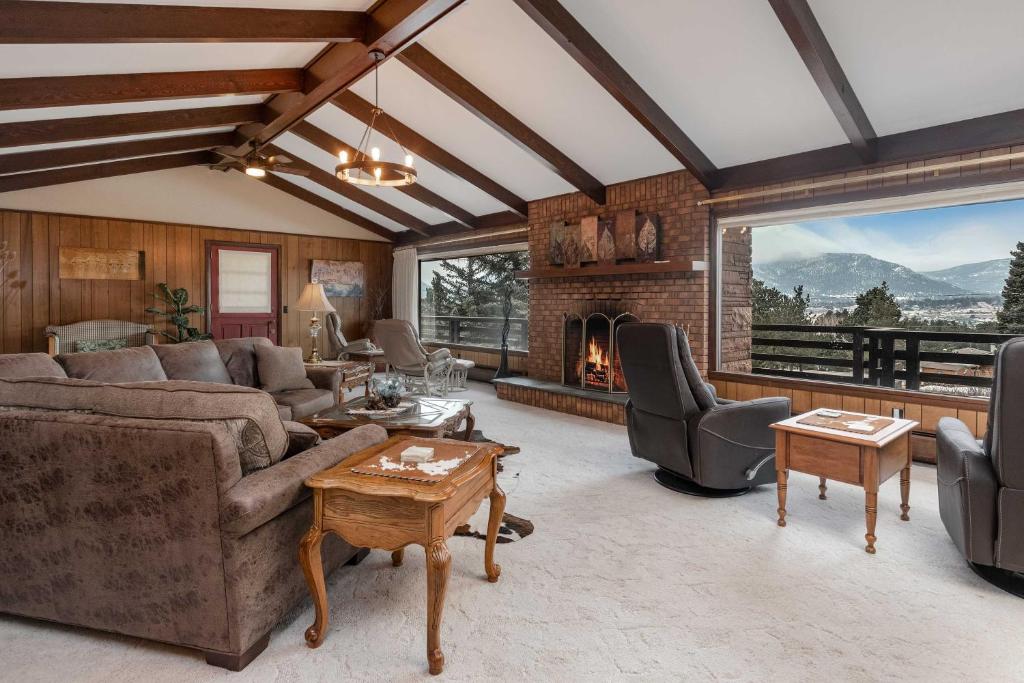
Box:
295, 282, 336, 313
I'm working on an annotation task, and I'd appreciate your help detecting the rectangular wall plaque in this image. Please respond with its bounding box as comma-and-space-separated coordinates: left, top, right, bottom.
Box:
59, 247, 143, 280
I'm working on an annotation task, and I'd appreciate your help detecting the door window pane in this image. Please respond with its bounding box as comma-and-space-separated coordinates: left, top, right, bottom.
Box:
218, 250, 272, 313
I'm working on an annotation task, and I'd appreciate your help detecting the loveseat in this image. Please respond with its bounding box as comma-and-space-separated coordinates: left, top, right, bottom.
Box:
0, 351, 387, 669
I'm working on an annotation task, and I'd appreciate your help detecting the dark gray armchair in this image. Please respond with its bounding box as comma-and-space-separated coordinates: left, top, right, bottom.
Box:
937, 336, 1024, 596
616, 323, 791, 496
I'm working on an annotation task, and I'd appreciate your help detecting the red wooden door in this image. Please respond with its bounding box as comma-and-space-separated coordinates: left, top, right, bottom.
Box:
208, 243, 280, 343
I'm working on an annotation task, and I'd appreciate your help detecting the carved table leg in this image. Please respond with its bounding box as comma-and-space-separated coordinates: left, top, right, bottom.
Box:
818, 477, 827, 500
425, 540, 451, 675
462, 408, 476, 441
900, 465, 911, 521
776, 469, 788, 527
865, 489, 878, 554
485, 483, 506, 583
392, 548, 405, 567
298, 526, 328, 648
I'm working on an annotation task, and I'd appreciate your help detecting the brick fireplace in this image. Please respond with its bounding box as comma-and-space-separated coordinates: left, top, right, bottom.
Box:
562, 300, 638, 394
495, 169, 714, 423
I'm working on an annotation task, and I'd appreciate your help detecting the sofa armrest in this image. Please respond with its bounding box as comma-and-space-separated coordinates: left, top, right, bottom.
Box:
936, 417, 998, 565
305, 365, 341, 395
219, 424, 388, 536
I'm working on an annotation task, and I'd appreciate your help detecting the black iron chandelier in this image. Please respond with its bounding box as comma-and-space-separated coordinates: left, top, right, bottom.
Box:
335, 49, 416, 187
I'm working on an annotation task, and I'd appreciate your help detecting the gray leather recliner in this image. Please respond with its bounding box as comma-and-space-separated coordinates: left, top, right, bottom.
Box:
936, 336, 1024, 596
616, 322, 791, 496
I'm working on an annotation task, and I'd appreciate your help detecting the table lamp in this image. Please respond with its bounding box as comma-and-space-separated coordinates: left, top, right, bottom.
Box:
295, 282, 336, 363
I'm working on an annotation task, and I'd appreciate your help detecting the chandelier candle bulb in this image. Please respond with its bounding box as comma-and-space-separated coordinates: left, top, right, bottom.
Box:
371, 146, 380, 161
338, 150, 348, 164
404, 154, 414, 168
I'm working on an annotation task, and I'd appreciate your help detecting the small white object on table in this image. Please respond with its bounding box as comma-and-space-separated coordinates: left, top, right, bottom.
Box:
400, 445, 435, 463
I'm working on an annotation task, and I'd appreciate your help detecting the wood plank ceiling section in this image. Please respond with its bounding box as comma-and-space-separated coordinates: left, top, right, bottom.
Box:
2, 0, 1024, 242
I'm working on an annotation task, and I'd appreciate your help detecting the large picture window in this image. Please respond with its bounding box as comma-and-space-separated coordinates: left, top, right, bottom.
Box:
718, 196, 1024, 397
419, 250, 530, 351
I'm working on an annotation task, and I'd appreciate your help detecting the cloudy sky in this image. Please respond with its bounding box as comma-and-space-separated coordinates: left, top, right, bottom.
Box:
752, 197, 1024, 272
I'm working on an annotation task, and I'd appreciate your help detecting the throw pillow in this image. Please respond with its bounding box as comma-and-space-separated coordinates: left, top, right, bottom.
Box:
282, 420, 322, 458
152, 339, 233, 384
75, 338, 128, 353
57, 345, 169, 383
255, 345, 314, 393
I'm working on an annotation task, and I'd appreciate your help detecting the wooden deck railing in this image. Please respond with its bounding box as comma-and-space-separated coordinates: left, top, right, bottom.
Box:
420, 315, 528, 351
752, 324, 1017, 393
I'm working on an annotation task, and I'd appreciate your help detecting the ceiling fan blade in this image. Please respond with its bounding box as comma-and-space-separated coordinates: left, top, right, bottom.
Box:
272, 165, 309, 177
212, 148, 245, 161
267, 154, 292, 165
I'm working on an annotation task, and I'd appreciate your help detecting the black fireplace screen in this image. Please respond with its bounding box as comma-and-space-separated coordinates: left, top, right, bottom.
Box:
562, 308, 639, 394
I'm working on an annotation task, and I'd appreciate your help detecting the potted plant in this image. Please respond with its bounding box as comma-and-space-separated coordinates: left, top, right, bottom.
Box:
146, 283, 211, 343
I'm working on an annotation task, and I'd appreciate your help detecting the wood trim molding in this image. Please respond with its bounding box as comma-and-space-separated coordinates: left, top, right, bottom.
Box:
709, 370, 989, 412
769, 0, 876, 162
331, 92, 528, 217
0, 131, 234, 175
398, 43, 607, 205
512, 0, 718, 188
0, 104, 263, 149
0, 1, 367, 43
0, 150, 210, 193
0, 69, 303, 111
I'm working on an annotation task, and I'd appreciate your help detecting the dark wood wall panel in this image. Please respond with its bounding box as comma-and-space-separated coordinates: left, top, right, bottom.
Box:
0, 208, 392, 355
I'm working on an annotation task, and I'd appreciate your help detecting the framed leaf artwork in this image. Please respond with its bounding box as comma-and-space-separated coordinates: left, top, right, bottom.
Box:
597, 218, 616, 265
614, 210, 636, 260
548, 221, 566, 265
635, 213, 660, 263
563, 222, 582, 268
580, 216, 598, 263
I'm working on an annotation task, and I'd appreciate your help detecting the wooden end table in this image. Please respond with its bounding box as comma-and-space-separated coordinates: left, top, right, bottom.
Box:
771, 409, 918, 554
300, 436, 505, 675
300, 396, 475, 441
305, 360, 374, 399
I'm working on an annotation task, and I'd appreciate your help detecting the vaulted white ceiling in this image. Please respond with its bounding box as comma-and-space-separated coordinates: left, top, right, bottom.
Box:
3, 0, 1024, 239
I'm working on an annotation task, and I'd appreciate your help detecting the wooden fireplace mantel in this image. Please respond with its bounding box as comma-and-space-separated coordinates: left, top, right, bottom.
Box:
515, 260, 708, 280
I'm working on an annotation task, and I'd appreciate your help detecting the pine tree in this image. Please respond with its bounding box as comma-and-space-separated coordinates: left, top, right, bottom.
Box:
752, 279, 810, 324
847, 281, 902, 326
997, 241, 1024, 333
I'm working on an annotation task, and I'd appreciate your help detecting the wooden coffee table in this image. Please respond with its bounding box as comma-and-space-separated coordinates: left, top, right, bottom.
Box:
771, 409, 918, 554
301, 396, 475, 441
300, 436, 505, 675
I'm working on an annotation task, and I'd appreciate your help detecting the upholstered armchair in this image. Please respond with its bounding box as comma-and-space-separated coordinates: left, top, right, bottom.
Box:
373, 318, 454, 397
45, 319, 156, 356
936, 336, 1024, 596
324, 312, 377, 360
616, 322, 791, 497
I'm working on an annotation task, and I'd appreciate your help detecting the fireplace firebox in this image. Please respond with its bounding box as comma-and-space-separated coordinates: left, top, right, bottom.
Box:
562, 301, 639, 394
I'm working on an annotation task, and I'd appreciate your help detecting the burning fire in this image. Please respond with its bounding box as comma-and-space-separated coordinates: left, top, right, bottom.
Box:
586, 336, 607, 371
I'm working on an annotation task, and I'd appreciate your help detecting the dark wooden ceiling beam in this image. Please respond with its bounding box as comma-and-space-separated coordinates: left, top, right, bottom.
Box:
332, 92, 527, 217
769, 0, 877, 163
254, 172, 396, 241
398, 43, 606, 205
242, 0, 463, 154
512, 0, 718, 188
290, 120, 480, 228
714, 106, 1024, 192
0, 104, 262, 149
262, 143, 431, 235
0, 1, 367, 43
0, 150, 208, 193
0, 131, 232, 175
0, 69, 302, 111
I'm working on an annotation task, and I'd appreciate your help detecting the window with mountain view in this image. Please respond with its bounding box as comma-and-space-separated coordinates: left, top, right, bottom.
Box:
419, 251, 530, 351
728, 198, 1024, 397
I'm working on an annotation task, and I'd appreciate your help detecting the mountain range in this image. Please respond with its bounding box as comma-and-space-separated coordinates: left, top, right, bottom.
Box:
753, 253, 1009, 301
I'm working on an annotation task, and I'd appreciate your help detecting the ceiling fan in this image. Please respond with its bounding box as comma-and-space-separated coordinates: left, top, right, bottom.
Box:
210, 149, 309, 178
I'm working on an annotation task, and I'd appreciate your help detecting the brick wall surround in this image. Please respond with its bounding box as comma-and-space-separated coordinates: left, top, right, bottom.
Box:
526, 170, 711, 384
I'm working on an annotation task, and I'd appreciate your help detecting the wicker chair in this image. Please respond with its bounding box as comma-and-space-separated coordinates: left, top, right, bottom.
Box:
324, 312, 378, 360
374, 318, 454, 397
45, 320, 156, 356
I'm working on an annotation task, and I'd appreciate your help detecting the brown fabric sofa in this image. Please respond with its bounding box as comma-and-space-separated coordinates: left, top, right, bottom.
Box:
49, 337, 339, 420
0, 352, 386, 670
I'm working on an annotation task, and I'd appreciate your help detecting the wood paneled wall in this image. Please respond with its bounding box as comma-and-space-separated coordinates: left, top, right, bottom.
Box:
0, 209, 392, 355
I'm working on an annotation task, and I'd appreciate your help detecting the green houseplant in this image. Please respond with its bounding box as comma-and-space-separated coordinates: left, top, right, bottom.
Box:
146, 282, 211, 343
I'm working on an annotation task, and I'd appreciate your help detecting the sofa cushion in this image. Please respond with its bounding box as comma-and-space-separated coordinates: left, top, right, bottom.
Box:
271, 388, 334, 420
0, 353, 67, 379
57, 345, 168, 383
214, 336, 272, 387
0, 376, 287, 475
152, 339, 233, 384
282, 420, 322, 457
256, 344, 314, 393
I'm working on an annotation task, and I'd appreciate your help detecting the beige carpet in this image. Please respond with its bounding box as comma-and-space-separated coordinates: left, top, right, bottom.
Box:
3, 381, 1023, 681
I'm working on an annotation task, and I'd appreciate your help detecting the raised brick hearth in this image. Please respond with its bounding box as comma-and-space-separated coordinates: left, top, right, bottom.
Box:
497, 169, 716, 422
